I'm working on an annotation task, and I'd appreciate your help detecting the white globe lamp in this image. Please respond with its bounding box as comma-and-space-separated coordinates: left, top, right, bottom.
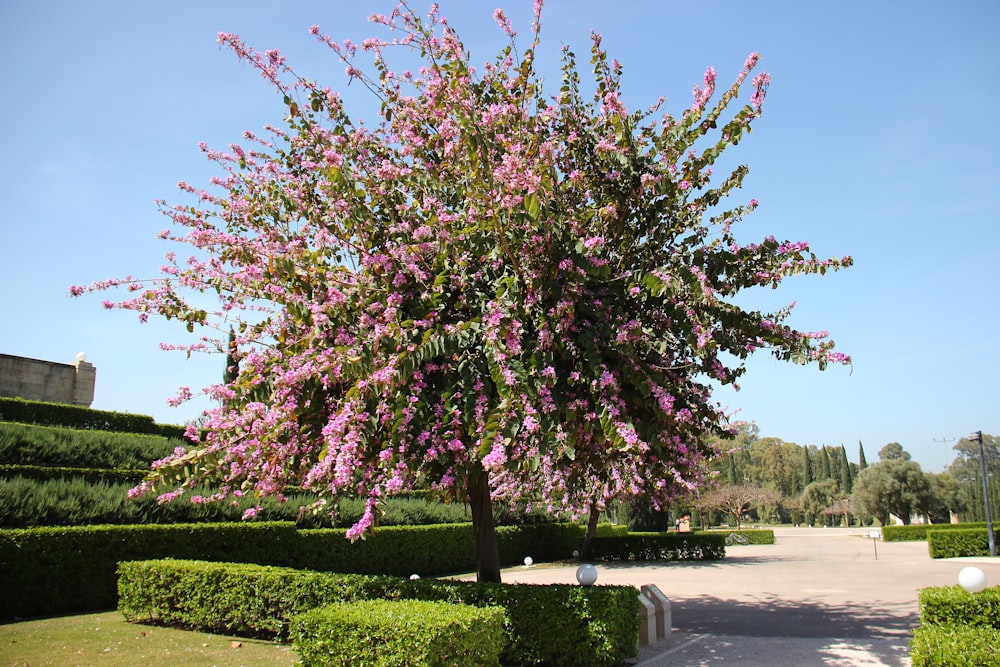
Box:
576, 563, 598, 587
523, 556, 533, 566
958, 566, 987, 594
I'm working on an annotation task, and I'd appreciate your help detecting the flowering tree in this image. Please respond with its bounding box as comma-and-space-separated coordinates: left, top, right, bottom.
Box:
73, 2, 851, 582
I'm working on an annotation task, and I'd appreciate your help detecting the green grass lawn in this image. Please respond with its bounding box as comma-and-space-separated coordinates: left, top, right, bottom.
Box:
1, 611, 297, 667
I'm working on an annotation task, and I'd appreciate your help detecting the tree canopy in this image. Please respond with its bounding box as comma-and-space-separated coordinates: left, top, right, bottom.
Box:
74, 3, 851, 580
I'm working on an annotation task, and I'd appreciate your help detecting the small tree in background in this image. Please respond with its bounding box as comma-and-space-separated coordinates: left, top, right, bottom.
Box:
695, 485, 781, 529
801, 479, 839, 526
74, 2, 851, 581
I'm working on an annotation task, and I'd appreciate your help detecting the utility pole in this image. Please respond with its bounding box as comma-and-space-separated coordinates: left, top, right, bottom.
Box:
974, 430, 996, 557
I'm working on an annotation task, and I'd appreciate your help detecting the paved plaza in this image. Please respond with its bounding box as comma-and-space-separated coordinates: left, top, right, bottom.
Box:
496, 526, 1000, 666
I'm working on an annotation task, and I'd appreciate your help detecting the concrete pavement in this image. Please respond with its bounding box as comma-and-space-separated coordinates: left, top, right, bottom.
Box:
494, 526, 1000, 666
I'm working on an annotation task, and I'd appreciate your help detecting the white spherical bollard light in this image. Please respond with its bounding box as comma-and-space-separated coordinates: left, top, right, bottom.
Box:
523, 556, 533, 566
958, 566, 987, 593
576, 563, 598, 587
409, 574, 420, 581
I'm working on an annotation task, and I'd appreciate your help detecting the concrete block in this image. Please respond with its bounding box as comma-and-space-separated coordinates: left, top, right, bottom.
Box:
637, 591, 657, 646
640, 584, 671, 642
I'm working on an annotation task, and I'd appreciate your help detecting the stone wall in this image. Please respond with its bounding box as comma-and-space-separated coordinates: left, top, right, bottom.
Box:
0, 353, 96, 407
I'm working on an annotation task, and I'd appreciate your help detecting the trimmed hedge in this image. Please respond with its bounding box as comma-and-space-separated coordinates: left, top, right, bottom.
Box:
2, 519, 716, 621
883, 523, 988, 542
910, 624, 1000, 666
0, 397, 186, 437
718, 529, 776, 545
918, 585, 1000, 628
0, 421, 182, 468
291, 599, 506, 667
0, 476, 497, 528
118, 558, 639, 667
0, 521, 589, 620
0, 464, 146, 485
911, 585, 1000, 666
928, 528, 999, 558
0, 522, 296, 619
588, 532, 726, 561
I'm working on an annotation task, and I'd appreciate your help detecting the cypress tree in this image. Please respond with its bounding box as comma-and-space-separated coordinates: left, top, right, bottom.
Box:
858, 440, 868, 469
819, 446, 832, 481
838, 445, 852, 493
801, 446, 813, 488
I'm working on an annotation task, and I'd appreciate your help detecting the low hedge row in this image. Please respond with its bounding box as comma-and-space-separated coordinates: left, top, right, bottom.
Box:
883, 523, 988, 542
717, 529, 776, 545
1, 519, 715, 620
0, 421, 182, 468
910, 624, 1000, 666
917, 585, 1000, 628
0, 397, 187, 437
927, 528, 999, 558
0, 521, 586, 619
291, 599, 507, 667
910, 585, 1000, 666
118, 558, 640, 667
589, 532, 726, 561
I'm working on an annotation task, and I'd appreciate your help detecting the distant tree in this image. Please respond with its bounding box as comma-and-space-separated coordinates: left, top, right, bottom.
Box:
788, 473, 803, 524
947, 433, 1000, 523
878, 442, 909, 461
851, 458, 930, 526
838, 445, 852, 493
801, 446, 813, 488
801, 479, 839, 526
858, 440, 868, 469
695, 485, 781, 529
924, 472, 965, 524
818, 446, 832, 481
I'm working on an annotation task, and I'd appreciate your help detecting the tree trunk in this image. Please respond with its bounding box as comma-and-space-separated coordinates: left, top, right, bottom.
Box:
469, 470, 501, 583
580, 503, 601, 560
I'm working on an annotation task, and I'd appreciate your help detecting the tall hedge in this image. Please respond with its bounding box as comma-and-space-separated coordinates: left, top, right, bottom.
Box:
0, 522, 296, 619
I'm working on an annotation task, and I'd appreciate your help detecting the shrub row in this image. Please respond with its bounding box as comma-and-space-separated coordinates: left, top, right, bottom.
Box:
118, 558, 639, 667
0, 475, 554, 528
917, 585, 1000, 628
0, 397, 187, 437
718, 529, 776, 545
0, 464, 146, 485
910, 585, 1000, 666
0, 521, 585, 619
927, 528, 999, 558
0, 421, 182, 468
910, 624, 1000, 667
589, 532, 726, 561
291, 599, 506, 667
1, 520, 714, 620
882, 523, 988, 542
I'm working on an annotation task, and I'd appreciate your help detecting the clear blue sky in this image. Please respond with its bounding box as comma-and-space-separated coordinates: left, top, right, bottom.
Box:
1, 1, 997, 473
